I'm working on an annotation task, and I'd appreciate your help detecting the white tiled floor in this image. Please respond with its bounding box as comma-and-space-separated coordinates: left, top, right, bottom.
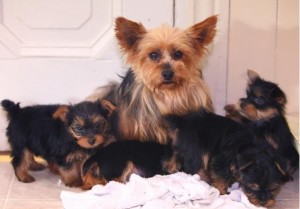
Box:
0, 162, 80, 209
0, 161, 299, 209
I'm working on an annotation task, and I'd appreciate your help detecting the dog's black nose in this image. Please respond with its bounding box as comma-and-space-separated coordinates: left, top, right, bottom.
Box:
259, 200, 267, 206
88, 138, 96, 145
259, 193, 270, 206
162, 69, 174, 81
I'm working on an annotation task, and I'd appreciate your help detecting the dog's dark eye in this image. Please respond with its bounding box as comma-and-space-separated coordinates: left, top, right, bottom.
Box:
254, 96, 265, 105
74, 125, 83, 132
94, 123, 100, 129
173, 50, 183, 60
149, 52, 159, 61
268, 186, 279, 192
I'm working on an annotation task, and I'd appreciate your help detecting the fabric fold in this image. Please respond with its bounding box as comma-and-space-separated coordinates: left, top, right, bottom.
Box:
60, 172, 265, 209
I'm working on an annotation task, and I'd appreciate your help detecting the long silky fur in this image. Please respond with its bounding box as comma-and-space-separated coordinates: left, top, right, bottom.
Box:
97, 16, 218, 143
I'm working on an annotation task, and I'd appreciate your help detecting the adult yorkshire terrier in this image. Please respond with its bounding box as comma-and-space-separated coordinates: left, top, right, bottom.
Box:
1, 99, 115, 187
101, 15, 217, 144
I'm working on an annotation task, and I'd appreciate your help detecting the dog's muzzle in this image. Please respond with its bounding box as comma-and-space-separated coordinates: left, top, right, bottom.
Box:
88, 137, 96, 145
161, 69, 174, 81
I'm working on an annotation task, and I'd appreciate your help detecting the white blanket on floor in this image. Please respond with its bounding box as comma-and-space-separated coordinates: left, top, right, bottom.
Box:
60, 172, 265, 209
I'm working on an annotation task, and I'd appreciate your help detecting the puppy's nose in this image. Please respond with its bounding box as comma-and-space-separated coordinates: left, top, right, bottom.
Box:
259, 200, 267, 206
88, 138, 96, 145
259, 193, 270, 206
162, 69, 174, 81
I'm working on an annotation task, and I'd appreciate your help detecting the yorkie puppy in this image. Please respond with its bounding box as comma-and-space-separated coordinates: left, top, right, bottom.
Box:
1, 99, 115, 187
81, 140, 180, 190
96, 15, 217, 144
225, 70, 299, 175
165, 109, 291, 207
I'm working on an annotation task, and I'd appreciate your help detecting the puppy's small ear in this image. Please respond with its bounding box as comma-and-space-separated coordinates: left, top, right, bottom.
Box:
247, 69, 260, 83
187, 15, 217, 47
52, 105, 69, 122
275, 96, 287, 106
100, 99, 116, 117
115, 17, 146, 54
270, 86, 287, 106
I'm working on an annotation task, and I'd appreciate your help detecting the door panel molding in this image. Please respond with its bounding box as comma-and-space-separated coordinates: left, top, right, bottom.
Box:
0, 0, 122, 58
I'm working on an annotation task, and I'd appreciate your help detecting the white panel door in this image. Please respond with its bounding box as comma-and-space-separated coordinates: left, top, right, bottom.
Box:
0, 0, 174, 150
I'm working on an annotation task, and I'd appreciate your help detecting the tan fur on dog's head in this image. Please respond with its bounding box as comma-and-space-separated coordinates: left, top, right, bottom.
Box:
114, 16, 218, 143
115, 16, 217, 68
53, 100, 116, 149
115, 16, 217, 113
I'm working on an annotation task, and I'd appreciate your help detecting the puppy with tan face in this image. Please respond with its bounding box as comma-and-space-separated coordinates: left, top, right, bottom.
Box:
58, 100, 116, 149
1, 99, 115, 187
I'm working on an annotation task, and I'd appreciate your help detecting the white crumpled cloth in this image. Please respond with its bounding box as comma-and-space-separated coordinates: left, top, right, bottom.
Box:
60, 172, 265, 209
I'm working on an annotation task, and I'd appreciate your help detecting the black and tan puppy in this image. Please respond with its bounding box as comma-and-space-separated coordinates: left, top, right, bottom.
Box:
225, 70, 299, 175
1, 99, 115, 187
165, 109, 291, 207
81, 140, 180, 190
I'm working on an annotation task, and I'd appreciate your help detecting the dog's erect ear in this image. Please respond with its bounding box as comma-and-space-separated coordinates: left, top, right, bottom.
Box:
100, 99, 116, 117
115, 17, 146, 54
270, 86, 287, 106
187, 15, 217, 47
247, 69, 260, 83
52, 105, 69, 122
